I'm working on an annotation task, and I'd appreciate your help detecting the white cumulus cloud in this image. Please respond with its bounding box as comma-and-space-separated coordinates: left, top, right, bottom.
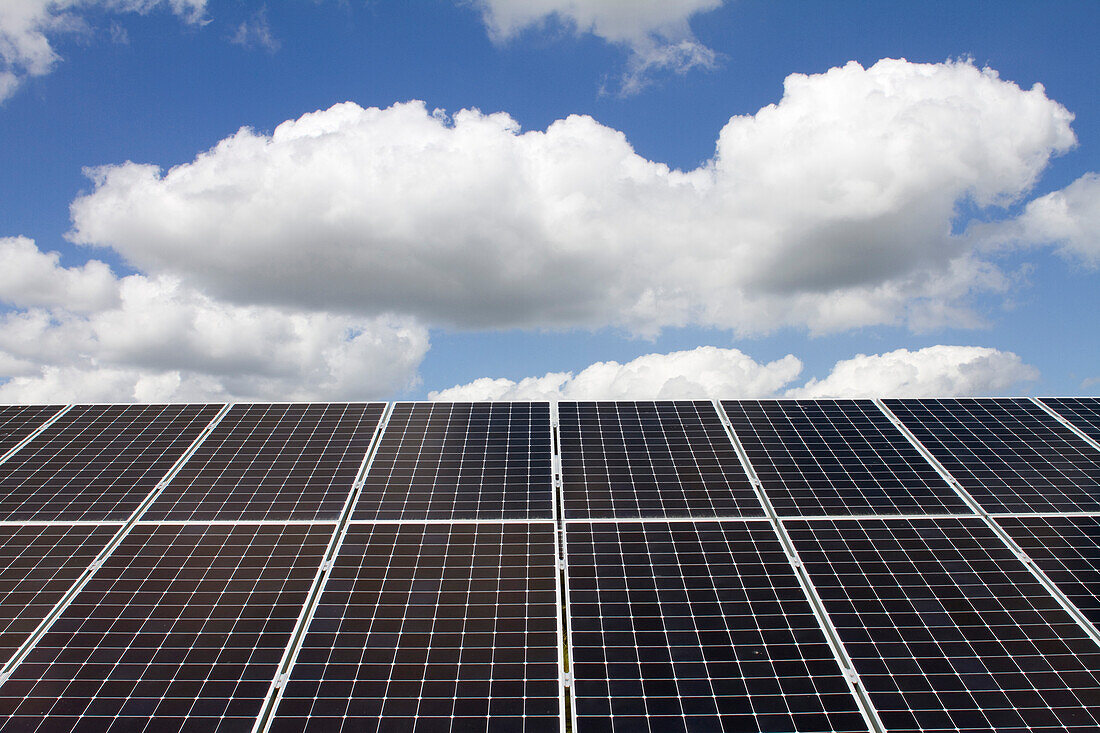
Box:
0, 0, 206, 101
430, 344, 1037, 401
788, 345, 1039, 399
0, 237, 428, 403
978, 172, 1100, 267
468, 0, 724, 92
69, 59, 1077, 338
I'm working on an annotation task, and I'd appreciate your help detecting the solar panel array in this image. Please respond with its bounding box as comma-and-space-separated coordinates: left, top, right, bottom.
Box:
0, 396, 1096, 732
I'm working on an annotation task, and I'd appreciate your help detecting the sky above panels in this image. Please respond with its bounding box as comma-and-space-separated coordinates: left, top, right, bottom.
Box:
0, 0, 1097, 402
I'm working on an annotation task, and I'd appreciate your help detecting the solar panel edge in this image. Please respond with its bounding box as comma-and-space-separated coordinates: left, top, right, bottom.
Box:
0, 404, 71, 469
1032, 395, 1100, 454
0, 402, 234, 688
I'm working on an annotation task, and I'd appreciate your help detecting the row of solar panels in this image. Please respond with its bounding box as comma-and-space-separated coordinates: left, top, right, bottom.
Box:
0, 398, 1094, 731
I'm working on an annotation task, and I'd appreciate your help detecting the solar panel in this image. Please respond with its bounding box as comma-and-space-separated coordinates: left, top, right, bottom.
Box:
269, 521, 561, 732
353, 402, 553, 520
883, 398, 1100, 513
0, 404, 221, 521
1042, 397, 1100, 444
722, 399, 966, 516
0, 522, 333, 731
560, 401, 762, 519
0, 524, 117, 666
998, 515, 1100, 627
0, 405, 63, 459
566, 519, 869, 732
144, 403, 384, 521
786, 516, 1100, 733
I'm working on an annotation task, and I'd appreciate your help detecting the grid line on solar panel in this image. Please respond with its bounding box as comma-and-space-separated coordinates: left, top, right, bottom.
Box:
566, 520, 870, 733
0, 405, 66, 464
0, 524, 117, 668
883, 398, 1100, 514
353, 402, 554, 521
268, 521, 563, 733
997, 515, 1100, 629
786, 516, 1100, 733
560, 401, 763, 519
1040, 397, 1100, 446
143, 402, 385, 522
0, 403, 223, 522
0, 522, 334, 732
720, 400, 967, 517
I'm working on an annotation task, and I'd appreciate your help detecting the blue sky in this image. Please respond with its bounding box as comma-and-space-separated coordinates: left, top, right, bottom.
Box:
0, 0, 1097, 402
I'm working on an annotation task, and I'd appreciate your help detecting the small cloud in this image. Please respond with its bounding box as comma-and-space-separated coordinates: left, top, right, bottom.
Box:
109, 22, 129, 45
230, 7, 280, 52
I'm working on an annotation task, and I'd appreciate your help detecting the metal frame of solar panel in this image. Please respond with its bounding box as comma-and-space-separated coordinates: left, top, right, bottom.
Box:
786, 515, 1100, 733
144, 402, 386, 521
354, 401, 554, 521
0, 405, 65, 461
883, 397, 1100, 514
721, 399, 968, 517
0, 404, 223, 522
559, 401, 762, 519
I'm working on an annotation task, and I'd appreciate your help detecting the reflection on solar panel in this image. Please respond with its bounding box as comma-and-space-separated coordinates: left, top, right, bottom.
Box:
0, 522, 332, 732
722, 399, 965, 516
354, 402, 553, 520
884, 398, 1100, 513
0, 405, 62, 458
1043, 397, 1100, 443
270, 522, 561, 732
560, 401, 762, 518
998, 515, 1100, 626
566, 520, 869, 733
145, 403, 384, 521
787, 517, 1100, 733
0, 524, 116, 666
0, 404, 220, 521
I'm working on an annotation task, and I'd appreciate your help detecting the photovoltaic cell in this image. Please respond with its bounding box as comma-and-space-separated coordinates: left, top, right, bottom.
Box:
0, 404, 221, 522
787, 516, 1100, 733
145, 402, 384, 521
566, 520, 868, 733
353, 402, 553, 520
1042, 396, 1100, 443
998, 515, 1100, 627
0, 522, 332, 732
0, 524, 117, 666
270, 522, 561, 732
0, 405, 63, 458
560, 401, 762, 519
884, 398, 1100, 513
722, 399, 965, 517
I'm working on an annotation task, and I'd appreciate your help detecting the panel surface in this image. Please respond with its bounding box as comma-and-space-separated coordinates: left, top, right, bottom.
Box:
146, 402, 384, 521
998, 515, 1100, 626
560, 401, 762, 519
567, 520, 869, 733
0, 405, 62, 458
0, 524, 116, 666
353, 402, 553, 520
723, 399, 965, 516
0, 404, 220, 521
885, 398, 1100, 513
0, 522, 332, 732
1043, 397, 1100, 443
788, 516, 1100, 733
270, 522, 561, 732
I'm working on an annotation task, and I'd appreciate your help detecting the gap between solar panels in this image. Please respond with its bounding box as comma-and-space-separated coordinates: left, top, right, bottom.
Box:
0, 405, 71, 468
0, 401, 234, 686
1033, 397, 1100, 454
712, 399, 888, 733
250, 401, 395, 733
874, 398, 1100, 648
